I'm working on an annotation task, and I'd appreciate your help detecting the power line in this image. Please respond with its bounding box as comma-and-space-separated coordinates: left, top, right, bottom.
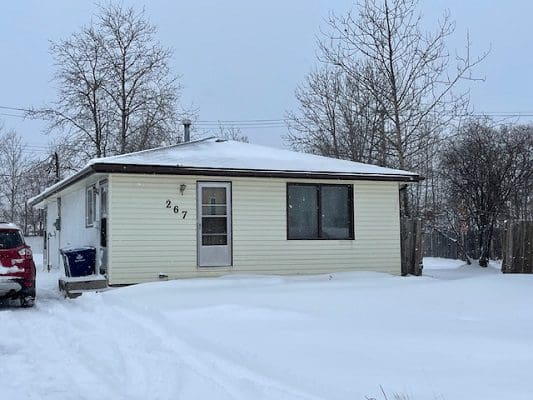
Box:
199, 125, 287, 130
197, 124, 287, 128
470, 113, 533, 117
196, 122, 287, 125
0, 105, 31, 112
196, 118, 286, 123
196, 123, 287, 126
3, 103, 533, 126
0, 112, 26, 119
3, 101, 533, 116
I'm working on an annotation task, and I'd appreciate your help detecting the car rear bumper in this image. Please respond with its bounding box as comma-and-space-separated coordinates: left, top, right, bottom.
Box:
0, 278, 23, 299
0, 277, 35, 298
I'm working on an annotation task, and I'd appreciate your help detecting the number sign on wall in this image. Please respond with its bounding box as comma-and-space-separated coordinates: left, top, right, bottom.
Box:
165, 199, 188, 219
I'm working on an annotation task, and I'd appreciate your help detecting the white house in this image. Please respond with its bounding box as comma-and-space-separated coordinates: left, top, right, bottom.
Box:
29, 138, 421, 286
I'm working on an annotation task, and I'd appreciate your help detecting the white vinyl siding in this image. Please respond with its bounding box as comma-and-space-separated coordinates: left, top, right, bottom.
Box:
41, 175, 108, 272
107, 174, 401, 285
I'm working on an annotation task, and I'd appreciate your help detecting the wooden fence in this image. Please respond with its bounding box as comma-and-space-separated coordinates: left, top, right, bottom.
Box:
423, 227, 504, 261
424, 230, 462, 260
401, 217, 423, 276
502, 221, 533, 273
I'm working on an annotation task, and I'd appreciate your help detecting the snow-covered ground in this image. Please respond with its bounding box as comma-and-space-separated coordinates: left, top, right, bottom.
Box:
1, 256, 532, 400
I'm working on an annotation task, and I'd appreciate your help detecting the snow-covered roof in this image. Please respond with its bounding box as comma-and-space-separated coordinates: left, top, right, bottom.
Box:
29, 138, 420, 207
90, 137, 418, 177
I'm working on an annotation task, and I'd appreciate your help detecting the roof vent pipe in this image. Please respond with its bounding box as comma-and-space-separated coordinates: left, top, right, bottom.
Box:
182, 119, 192, 142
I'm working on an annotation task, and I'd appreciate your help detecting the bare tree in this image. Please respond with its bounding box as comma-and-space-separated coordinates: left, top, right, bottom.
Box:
292, 0, 487, 215
45, 136, 92, 179
287, 67, 345, 158
18, 157, 55, 235
0, 128, 80, 233
441, 120, 533, 266
31, 3, 184, 161
36, 24, 112, 159
96, 3, 182, 153
0, 130, 28, 223
216, 125, 249, 143
287, 65, 384, 164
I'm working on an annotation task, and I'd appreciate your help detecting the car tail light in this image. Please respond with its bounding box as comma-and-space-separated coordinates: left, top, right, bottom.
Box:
18, 247, 33, 259
22, 278, 35, 287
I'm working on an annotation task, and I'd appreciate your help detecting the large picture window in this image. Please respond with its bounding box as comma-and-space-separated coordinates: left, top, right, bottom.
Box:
287, 183, 354, 240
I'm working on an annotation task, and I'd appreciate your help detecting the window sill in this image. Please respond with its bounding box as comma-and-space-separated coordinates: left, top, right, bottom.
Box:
287, 237, 355, 241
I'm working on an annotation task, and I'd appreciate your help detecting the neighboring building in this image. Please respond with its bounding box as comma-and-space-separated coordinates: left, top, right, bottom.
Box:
29, 138, 421, 285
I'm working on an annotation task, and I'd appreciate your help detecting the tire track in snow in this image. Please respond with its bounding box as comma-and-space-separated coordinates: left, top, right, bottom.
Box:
65, 295, 190, 399
106, 296, 326, 400
2, 274, 325, 400
1, 297, 124, 400
95, 297, 252, 400
92, 301, 188, 399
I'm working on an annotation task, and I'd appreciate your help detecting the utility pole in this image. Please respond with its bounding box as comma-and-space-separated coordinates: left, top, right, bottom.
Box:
54, 152, 60, 183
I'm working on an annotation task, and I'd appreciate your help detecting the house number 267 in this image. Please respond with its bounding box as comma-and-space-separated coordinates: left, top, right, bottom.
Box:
165, 200, 187, 219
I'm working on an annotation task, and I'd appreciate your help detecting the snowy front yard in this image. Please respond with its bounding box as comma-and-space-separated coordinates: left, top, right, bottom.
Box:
1, 257, 532, 400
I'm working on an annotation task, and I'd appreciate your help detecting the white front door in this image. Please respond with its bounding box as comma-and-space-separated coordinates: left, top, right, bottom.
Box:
197, 182, 232, 267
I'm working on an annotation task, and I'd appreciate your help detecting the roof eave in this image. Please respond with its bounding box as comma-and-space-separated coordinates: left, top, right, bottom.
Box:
91, 163, 422, 182
29, 163, 422, 208
27, 165, 95, 208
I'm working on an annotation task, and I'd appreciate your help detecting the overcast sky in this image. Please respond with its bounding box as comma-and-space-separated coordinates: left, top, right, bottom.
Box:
1, 0, 532, 158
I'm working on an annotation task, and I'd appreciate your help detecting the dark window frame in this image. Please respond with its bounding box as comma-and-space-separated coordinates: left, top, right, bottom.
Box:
286, 183, 354, 240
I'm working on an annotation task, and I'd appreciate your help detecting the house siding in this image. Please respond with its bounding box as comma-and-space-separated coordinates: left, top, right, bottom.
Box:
42, 177, 106, 273
108, 174, 401, 285
60, 187, 99, 251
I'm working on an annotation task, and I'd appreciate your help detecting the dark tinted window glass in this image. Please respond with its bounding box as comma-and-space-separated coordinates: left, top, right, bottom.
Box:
202, 217, 227, 234
288, 185, 318, 239
202, 235, 228, 246
0, 231, 24, 249
321, 186, 350, 239
287, 184, 353, 240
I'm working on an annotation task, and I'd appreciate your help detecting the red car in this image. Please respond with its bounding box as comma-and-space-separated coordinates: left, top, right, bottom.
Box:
0, 223, 36, 307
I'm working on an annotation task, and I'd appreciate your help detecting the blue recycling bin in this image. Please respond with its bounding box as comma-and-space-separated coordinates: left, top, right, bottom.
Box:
60, 247, 96, 277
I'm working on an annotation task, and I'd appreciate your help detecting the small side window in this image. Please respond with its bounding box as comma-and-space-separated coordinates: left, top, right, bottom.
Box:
86, 186, 96, 227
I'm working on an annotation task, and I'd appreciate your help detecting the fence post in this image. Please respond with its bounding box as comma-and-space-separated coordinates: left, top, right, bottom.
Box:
502, 221, 533, 273
401, 217, 423, 276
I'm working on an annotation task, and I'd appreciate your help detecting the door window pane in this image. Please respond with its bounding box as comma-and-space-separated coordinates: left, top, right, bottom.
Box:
202, 217, 227, 234
202, 234, 228, 246
202, 187, 226, 205
287, 185, 318, 239
321, 186, 350, 239
202, 205, 227, 216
